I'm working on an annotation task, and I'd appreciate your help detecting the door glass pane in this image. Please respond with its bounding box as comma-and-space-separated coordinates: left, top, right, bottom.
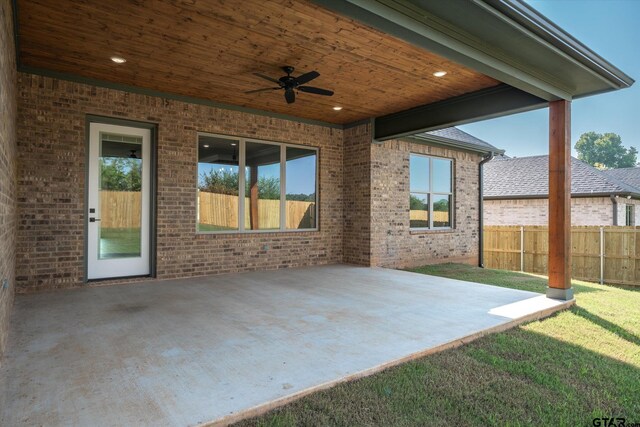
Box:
433, 194, 452, 228
245, 142, 281, 230
432, 158, 452, 193
410, 193, 429, 228
410, 154, 429, 192
286, 147, 316, 229
98, 133, 143, 259
197, 136, 240, 232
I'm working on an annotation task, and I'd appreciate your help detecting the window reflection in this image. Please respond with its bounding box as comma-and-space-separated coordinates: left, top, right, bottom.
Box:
286, 148, 317, 229
98, 134, 143, 259
197, 136, 240, 232
245, 142, 281, 230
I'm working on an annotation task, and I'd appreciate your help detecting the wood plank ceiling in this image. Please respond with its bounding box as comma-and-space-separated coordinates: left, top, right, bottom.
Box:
17, 0, 501, 124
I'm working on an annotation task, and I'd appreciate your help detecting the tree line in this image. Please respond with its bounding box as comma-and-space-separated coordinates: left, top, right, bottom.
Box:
198, 168, 315, 201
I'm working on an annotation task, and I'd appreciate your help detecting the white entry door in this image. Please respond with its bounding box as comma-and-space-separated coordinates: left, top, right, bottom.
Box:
87, 123, 151, 279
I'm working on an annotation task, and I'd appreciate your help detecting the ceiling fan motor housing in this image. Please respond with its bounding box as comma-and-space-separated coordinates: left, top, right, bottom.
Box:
279, 66, 297, 90
247, 66, 333, 104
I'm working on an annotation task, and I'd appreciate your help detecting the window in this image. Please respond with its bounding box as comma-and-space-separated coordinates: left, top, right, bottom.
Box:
286, 147, 317, 229
197, 136, 240, 232
409, 154, 453, 229
245, 141, 281, 231
197, 134, 318, 233
626, 204, 634, 226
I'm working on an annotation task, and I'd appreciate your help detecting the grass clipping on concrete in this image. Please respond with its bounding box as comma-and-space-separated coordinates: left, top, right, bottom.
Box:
236, 264, 640, 426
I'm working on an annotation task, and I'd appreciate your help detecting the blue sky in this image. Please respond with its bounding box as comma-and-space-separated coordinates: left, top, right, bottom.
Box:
459, 0, 640, 158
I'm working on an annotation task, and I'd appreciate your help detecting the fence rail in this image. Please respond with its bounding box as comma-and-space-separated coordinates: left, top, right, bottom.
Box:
484, 226, 640, 286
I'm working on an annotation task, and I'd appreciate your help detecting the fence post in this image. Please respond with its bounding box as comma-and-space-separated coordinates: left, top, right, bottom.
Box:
600, 226, 604, 285
520, 226, 524, 272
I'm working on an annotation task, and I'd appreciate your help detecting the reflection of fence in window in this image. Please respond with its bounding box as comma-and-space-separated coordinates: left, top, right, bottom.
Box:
199, 192, 315, 230
100, 191, 141, 228
409, 210, 449, 223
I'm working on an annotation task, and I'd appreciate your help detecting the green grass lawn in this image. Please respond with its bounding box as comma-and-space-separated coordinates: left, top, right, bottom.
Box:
198, 223, 238, 232
235, 264, 640, 426
100, 227, 141, 258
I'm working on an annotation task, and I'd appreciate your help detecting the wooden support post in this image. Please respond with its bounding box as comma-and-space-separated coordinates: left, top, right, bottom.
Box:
547, 100, 574, 300
249, 165, 259, 230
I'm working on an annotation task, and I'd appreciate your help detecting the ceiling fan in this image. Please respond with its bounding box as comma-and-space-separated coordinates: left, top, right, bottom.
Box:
245, 66, 334, 104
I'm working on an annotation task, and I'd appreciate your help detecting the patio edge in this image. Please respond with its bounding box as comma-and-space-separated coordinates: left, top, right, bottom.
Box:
204, 296, 576, 427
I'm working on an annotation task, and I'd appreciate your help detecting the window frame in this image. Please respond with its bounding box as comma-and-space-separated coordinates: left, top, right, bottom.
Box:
196, 132, 319, 234
625, 204, 634, 226
409, 153, 454, 231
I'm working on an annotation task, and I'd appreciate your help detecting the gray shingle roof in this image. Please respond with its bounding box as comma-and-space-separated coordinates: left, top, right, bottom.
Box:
413, 127, 503, 154
484, 155, 640, 198
603, 167, 640, 190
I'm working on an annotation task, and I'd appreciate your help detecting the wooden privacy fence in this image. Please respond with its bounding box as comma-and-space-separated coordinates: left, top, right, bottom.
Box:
198, 191, 315, 229
409, 210, 450, 223
100, 191, 141, 228
99, 191, 315, 229
484, 226, 640, 286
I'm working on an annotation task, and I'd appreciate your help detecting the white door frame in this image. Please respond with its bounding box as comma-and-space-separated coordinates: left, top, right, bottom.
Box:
87, 122, 152, 280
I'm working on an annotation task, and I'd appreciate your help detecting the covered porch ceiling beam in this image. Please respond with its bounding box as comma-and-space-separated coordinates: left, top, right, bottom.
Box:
373, 84, 547, 142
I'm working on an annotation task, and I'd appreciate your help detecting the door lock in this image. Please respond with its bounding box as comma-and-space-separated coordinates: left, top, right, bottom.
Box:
89, 217, 101, 223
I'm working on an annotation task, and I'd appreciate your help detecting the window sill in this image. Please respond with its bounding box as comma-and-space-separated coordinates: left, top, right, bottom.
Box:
196, 228, 320, 237
410, 228, 455, 235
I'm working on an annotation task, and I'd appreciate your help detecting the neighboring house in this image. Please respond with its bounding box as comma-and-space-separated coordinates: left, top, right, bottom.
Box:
483, 155, 640, 226
603, 166, 640, 189
0, 0, 633, 361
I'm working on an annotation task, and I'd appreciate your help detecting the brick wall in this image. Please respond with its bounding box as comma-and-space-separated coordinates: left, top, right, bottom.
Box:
484, 197, 615, 226
16, 74, 344, 292
0, 0, 17, 361
370, 140, 482, 268
16, 74, 486, 292
343, 123, 372, 265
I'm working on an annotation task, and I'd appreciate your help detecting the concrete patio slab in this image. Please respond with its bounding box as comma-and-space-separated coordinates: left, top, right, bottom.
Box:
0, 265, 572, 426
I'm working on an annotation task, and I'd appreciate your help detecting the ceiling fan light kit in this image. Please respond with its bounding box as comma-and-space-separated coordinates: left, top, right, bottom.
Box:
246, 66, 334, 104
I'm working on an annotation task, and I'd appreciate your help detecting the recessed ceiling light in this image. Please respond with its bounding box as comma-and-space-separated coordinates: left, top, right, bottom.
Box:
231, 143, 237, 146
110, 56, 126, 64
433, 71, 447, 77
202, 144, 210, 148
333, 106, 343, 111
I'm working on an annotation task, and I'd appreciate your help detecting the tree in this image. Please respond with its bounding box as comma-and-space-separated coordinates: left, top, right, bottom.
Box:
199, 169, 282, 200
410, 195, 426, 210
199, 168, 239, 195
286, 193, 316, 202
433, 198, 449, 212
575, 131, 637, 169
256, 176, 280, 200
100, 158, 142, 191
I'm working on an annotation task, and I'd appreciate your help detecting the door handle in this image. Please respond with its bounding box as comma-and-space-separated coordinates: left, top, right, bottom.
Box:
89, 217, 101, 222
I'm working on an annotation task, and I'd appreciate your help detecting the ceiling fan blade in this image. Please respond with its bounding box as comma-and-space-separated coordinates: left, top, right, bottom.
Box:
253, 72, 281, 84
298, 86, 334, 96
244, 87, 280, 94
284, 89, 295, 104
295, 71, 320, 85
